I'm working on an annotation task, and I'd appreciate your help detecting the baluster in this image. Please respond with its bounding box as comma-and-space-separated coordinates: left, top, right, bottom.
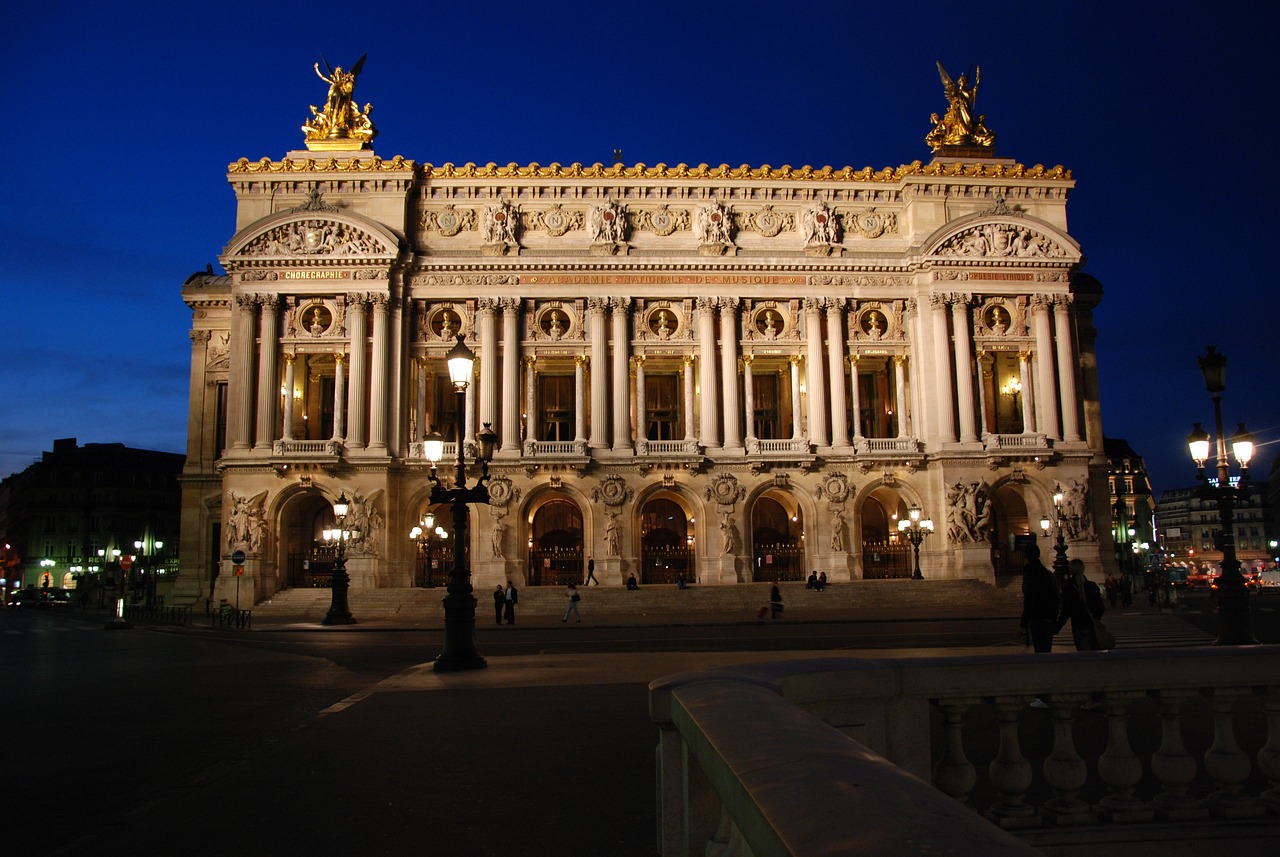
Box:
1096, 691, 1153, 822
1258, 686, 1280, 817
933, 698, 978, 803
985, 696, 1039, 828
1042, 694, 1096, 824
1150, 688, 1208, 820
1204, 687, 1264, 818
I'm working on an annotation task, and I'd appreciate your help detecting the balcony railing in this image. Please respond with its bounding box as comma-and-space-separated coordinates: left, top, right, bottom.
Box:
272, 439, 342, 456
524, 439, 590, 457
855, 436, 923, 454
637, 439, 702, 456
650, 647, 1280, 856
985, 433, 1052, 451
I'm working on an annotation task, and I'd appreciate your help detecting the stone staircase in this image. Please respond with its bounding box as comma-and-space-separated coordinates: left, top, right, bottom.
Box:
250, 579, 1022, 623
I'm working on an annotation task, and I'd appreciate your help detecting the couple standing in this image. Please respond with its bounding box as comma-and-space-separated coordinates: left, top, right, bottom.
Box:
493, 581, 518, 624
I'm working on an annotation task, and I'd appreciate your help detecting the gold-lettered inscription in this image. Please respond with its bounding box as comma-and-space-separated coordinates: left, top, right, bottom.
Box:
282, 270, 350, 280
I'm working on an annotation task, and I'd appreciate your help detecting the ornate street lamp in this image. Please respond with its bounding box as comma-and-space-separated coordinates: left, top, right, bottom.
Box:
897, 506, 934, 580
321, 491, 357, 625
1039, 483, 1076, 585
1188, 345, 1257, 645
410, 510, 445, 588
424, 334, 498, 672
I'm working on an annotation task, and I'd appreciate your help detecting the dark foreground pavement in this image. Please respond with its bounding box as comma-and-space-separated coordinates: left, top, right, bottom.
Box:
8, 599, 1253, 857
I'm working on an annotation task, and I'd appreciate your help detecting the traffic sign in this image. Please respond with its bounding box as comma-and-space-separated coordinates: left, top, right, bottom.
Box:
120, 557, 133, 571
231, 549, 246, 565
233, 565, 244, 577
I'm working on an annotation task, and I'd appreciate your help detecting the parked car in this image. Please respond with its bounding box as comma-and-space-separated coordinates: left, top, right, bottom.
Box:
37, 588, 72, 607
6, 587, 42, 608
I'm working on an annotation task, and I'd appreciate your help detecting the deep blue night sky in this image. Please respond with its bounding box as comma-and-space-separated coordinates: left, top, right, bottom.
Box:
4, 0, 1278, 492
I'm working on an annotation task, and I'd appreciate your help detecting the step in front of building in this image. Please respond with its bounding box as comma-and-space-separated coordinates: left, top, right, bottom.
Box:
249, 579, 1021, 622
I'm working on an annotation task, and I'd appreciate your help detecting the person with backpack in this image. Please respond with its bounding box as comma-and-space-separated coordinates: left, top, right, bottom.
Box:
1057, 559, 1107, 651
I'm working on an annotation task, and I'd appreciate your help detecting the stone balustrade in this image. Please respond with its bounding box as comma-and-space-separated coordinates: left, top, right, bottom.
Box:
650, 647, 1280, 856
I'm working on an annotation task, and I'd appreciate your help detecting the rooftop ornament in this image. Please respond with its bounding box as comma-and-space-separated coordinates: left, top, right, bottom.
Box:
302, 54, 377, 151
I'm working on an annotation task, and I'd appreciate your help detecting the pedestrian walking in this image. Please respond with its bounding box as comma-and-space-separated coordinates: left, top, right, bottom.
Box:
1058, 559, 1107, 651
770, 583, 784, 619
585, 557, 599, 586
562, 582, 583, 622
1019, 543, 1059, 653
504, 580, 518, 624
492, 585, 504, 625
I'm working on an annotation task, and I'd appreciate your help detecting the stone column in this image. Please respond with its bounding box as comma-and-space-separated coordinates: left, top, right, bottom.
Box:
894, 355, 909, 438
253, 295, 280, 451
611, 297, 631, 451
634, 356, 646, 446
1032, 295, 1060, 440
415, 356, 428, 441
849, 355, 863, 440
1054, 296, 1082, 442
501, 298, 521, 452
281, 353, 296, 441
589, 298, 610, 449
346, 294, 369, 450
950, 296, 978, 444
368, 294, 389, 451
524, 355, 537, 445
697, 298, 719, 447
465, 368, 476, 444
187, 330, 212, 461
826, 300, 850, 448
332, 352, 346, 441
719, 298, 742, 450
930, 294, 956, 442
789, 356, 804, 440
478, 299, 500, 434
976, 352, 993, 437
742, 354, 756, 448
803, 299, 828, 446
574, 355, 587, 442
682, 355, 696, 443
1019, 350, 1036, 434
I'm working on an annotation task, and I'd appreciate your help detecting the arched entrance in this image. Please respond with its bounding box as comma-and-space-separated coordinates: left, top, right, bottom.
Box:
283, 492, 338, 588
527, 500, 583, 586
860, 488, 912, 579
639, 497, 694, 583
989, 483, 1033, 580
750, 492, 804, 581
411, 503, 452, 588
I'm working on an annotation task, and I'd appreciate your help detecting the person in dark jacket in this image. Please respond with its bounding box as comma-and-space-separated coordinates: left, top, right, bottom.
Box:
1020, 543, 1059, 653
1058, 559, 1105, 650
770, 584, 784, 619
492, 585, 505, 625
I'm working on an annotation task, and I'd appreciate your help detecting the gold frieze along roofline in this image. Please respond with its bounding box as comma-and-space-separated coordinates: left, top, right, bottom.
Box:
416, 160, 1071, 183
229, 155, 416, 174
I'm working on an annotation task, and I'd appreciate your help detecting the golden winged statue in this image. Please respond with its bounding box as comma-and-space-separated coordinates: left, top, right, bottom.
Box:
302, 54, 378, 150
925, 62, 995, 153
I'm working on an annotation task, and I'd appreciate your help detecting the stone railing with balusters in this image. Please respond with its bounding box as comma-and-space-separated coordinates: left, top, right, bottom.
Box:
984, 433, 1052, 451
650, 647, 1280, 856
407, 440, 463, 462
272, 439, 342, 457
854, 437, 923, 454
523, 439, 589, 457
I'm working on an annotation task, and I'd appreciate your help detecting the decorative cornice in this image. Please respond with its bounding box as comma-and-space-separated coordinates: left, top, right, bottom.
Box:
229, 155, 415, 174
414, 160, 1070, 182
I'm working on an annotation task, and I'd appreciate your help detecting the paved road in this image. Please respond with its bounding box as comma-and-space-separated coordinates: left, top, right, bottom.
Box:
3, 596, 1271, 857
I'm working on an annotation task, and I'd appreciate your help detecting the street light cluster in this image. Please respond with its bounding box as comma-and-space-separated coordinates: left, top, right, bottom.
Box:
1186, 345, 1256, 646
897, 505, 934, 580
321, 492, 358, 626
410, 511, 447, 588
1040, 483, 1079, 584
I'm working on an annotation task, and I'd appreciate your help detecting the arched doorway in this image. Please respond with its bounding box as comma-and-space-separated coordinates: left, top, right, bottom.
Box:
283, 492, 338, 588
751, 492, 804, 581
411, 503, 452, 588
527, 500, 583, 586
989, 484, 1033, 580
639, 497, 694, 583
860, 488, 912, 579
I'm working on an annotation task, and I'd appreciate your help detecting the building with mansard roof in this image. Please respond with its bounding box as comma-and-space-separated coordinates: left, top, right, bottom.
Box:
171, 70, 1118, 608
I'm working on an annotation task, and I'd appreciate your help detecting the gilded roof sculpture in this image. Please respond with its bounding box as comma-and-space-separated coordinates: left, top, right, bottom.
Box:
925, 62, 996, 153
302, 54, 377, 151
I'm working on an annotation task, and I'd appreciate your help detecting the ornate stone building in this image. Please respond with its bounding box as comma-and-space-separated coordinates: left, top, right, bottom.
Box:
173, 67, 1115, 607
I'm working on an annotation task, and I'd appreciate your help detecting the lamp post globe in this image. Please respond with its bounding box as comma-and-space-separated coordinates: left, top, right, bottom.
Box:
322, 491, 356, 626
1188, 346, 1257, 646
427, 335, 491, 672
897, 506, 933, 580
